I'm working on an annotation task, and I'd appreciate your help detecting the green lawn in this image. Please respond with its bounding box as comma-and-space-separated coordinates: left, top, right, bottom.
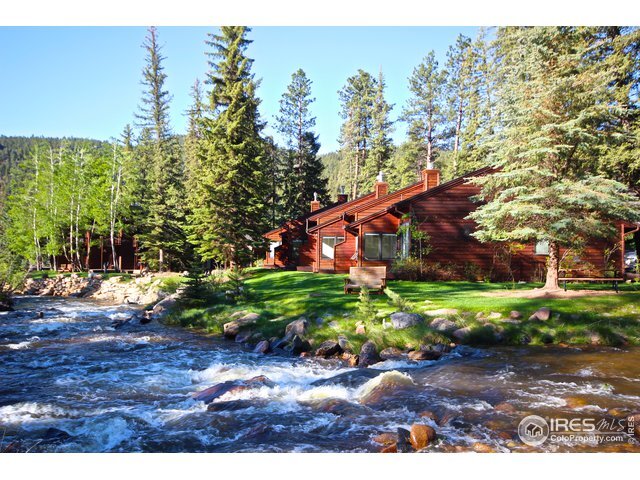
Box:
166, 269, 640, 350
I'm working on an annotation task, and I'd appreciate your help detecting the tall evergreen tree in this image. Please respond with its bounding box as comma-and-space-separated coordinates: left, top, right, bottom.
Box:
338, 70, 377, 199
134, 26, 187, 271
469, 27, 640, 290
362, 69, 394, 192
275, 69, 327, 219
401, 51, 446, 174
188, 26, 269, 266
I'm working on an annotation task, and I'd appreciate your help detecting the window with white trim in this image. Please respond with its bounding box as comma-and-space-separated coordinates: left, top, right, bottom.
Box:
364, 233, 397, 260
321, 236, 344, 259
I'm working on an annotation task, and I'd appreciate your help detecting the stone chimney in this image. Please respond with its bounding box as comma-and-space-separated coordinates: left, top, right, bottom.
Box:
421, 165, 440, 191
310, 192, 321, 212
374, 171, 389, 199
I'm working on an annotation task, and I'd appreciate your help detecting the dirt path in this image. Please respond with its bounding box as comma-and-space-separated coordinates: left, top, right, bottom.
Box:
481, 288, 620, 299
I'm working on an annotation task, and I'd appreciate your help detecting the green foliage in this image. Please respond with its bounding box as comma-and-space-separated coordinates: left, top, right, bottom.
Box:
356, 286, 378, 324
383, 287, 413, 312
134, 27, 189, 272
275, 69, 328, 220
225, 267, 248, 303
188, 26, 269, 267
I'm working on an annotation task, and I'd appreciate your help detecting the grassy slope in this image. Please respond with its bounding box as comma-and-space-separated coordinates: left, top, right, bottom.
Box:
167, 269, 640, 350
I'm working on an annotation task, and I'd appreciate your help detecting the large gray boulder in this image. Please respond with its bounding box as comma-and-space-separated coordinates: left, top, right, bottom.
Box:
223, 312, 260, 339
529, 307, 551, 321
390, 312, 425, 330
429, 317, 457, 332
285, 317, 309, 338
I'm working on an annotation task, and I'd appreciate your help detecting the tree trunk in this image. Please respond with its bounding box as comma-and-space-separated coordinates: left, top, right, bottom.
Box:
543, 241, 560, 290
635, 231, 640, 270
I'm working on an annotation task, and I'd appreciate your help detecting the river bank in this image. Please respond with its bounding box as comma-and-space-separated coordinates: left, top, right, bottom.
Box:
1, 295, 639, 453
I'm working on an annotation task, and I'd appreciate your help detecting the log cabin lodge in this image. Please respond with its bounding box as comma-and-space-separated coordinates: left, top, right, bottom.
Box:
263, 166, 638, 281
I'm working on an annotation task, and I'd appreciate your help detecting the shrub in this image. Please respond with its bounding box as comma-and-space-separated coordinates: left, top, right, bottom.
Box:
225, 267, 248, 303
384, 287, 413, 312
357, 286, 378, 324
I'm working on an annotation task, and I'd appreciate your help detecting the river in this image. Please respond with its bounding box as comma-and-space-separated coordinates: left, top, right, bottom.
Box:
1, 296, 639, 453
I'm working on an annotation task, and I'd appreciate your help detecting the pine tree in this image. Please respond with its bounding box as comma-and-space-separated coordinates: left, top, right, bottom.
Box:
134, 26, 187, 272
362, 69, 394, 192
401, 51, 446, 174
184, 79, 204, 195
469, 27, 640, 290
188, 26, 269, 267
275, 69, 327, 219
338, 70, 377, 198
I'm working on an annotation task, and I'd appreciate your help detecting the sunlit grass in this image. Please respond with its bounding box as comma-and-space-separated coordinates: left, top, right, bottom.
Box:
167, 269, 640, 348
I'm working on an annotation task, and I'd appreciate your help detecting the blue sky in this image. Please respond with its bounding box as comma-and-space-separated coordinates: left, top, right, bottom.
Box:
0, 26, 479, 153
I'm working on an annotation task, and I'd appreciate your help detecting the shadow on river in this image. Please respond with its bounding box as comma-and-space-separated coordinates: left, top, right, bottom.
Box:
1, 296, 639, 453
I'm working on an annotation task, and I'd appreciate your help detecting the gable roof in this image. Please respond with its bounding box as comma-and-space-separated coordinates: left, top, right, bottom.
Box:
343, 179, 425, 216
306, 191, 376, 221
346, 166, 496, 230
263, 199, 345, 237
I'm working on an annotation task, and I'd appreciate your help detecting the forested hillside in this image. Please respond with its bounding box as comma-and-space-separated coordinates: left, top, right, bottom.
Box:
1, 26, 639, 280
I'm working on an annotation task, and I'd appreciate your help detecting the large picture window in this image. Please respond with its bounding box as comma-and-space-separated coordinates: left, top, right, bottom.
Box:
321, 236, 344, 259
364, 233, 397, 260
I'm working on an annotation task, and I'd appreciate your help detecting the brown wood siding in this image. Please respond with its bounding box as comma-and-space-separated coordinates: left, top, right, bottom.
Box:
407, 181, 621, 281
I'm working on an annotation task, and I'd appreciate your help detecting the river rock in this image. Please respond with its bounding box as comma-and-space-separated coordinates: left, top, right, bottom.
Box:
311, 368, 380, 388
452, 327, 472, 342
288, 335, 311, 355
341, 352, 360, 367
487, 312, 502, 320
509, 310, 523, 320
150, 295, 177, 318
379, 347, 404, 360
355, 324, 366, 335
472, 442, 495, 453
373, 432, 397, 445
300, 398, 366, 417
315, 340, 342, 358
381, 443, 398, 453
223, 313, 259, 339
409, 424, 437, 450
529, 307, 551, 321
207, 399, 258, 412
494, 402, 517, 413
408, 348, 442, 361
396, 427, 412, 452
285, 317, 309, 338
192, 375, 274, 404
358, 340, 381, 368
429, 317, 457, 332
253, 340, 270, 354
359, 371, 414, 405
337, 335, 349, 350
390, 312, 424, 330
235, 330, 253, 343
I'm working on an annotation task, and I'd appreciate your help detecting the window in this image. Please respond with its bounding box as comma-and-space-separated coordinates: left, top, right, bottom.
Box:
364, 233, 397, 260
399, 224, 410, 259
535, 240, 549, 255
321, 236, 343, 259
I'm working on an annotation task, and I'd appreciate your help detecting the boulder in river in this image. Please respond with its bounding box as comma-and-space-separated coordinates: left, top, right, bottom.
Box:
409, 424, 437, 450
207, 399, 260, 412
235, 330, 253, 343
192, 375, 273, 404
314, 340, 343, 358
379, 347, 404, 360
396, 427, 412, 452
358, 340, 381, 368
253, 340, 271, 354
359, 371, 415, 405
288, 335, 311, 355
389, 312, 424, 330
311, 368, 380, 388
407, 348, 442, 361
373, 432, 397, 445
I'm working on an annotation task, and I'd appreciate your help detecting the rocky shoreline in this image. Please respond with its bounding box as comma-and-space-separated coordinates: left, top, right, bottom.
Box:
19, 274, 170, 306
